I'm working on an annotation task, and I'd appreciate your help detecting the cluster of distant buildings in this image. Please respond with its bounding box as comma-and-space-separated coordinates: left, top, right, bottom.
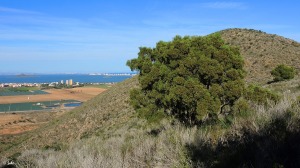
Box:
0, 73, 137, 88
48, 79, 80, 87
0, 79, 78, 88
49, 79, 75, 86
0, 83, 39, 88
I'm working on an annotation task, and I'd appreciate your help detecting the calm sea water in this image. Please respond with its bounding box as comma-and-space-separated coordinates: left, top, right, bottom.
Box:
0, 74, 134, 83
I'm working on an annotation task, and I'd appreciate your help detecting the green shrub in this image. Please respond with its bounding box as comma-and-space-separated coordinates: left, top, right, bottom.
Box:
232, 98, 251, 116
245, 85, 280, 105
271, 64, 295, 82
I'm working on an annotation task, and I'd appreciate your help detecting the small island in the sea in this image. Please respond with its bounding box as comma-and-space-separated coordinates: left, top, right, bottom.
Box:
16, 73, 35, 77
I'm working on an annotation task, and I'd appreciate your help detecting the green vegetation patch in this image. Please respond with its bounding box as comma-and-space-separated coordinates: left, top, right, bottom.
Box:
0, 100, 78, 112
127, 33, 245, 125
0, 87, 48, 96
271, 64, 296, 82
245, 84, 280, 104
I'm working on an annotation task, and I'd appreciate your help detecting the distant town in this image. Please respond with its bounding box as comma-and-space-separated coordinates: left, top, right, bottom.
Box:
0, 79, 116, 88
0, 73, 137, 88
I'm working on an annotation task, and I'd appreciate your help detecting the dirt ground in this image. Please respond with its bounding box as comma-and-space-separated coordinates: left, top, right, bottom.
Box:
0, 110, 67, 135
0, 87, 106, 104
0, 87, 106, 135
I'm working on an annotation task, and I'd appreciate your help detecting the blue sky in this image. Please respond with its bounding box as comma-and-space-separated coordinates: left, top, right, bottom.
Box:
0, 0, 299, 74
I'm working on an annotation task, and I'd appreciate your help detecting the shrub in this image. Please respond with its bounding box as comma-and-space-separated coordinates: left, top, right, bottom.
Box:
271, 64, 295, 82
232, 98, 251, 116
245, 84, 280, 105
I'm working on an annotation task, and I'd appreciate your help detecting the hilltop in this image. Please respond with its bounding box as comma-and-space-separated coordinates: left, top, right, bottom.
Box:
220, 28, 300, 84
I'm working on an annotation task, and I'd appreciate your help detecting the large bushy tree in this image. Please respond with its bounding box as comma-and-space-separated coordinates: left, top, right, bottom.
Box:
127, 33, 246, 125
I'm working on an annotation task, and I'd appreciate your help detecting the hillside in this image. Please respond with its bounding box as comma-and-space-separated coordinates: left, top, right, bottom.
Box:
220, 28, 300, 84
0, 76, 139, 156
2, 28, 300, 155
1, 28, 300, 166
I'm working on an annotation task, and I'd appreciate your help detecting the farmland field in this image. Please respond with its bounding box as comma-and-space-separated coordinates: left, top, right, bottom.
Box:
0, 87, 105, 104
0, 110, 67, 135
0, 87, 106, 135
0, 100, 77, 112
0, 87, 48, 96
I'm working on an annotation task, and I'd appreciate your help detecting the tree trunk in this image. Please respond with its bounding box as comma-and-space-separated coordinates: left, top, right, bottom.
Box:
220, 103, 228, 114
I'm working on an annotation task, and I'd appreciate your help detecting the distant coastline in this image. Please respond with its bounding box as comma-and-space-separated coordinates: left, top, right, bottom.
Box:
0, 74, 135, 84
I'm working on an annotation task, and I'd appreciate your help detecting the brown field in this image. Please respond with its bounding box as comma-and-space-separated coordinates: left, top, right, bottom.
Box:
0, 87, 106, 104
0, 111, 66, 135
0, 87, 106, 135
0, 113, 27, 135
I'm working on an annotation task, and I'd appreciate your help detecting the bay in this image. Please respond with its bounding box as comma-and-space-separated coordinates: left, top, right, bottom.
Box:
0, 74, 134, 83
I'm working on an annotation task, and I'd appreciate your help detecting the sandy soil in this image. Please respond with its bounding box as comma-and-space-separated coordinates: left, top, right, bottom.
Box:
0, 87, 106, 135
0, 111, 66, 135
0, 87, 106, 104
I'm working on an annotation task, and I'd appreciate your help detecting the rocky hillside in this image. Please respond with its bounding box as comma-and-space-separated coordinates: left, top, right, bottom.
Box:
220, 28, 300, 84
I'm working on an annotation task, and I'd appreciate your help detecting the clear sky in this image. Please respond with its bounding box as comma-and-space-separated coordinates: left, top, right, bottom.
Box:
0, 0, 299, 74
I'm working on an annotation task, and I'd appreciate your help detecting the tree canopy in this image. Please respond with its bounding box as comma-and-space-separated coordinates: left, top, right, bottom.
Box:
127, 33, 246, 125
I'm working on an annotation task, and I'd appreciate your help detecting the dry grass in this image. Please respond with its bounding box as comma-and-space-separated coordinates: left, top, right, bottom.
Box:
0, 111, 68, 135
2, 29, 300, 167
12, 91, 300, 167
13, 119, 197, 168
2, 78, 300, 167
0, 77, 139, 157
1, 84, 298, 167
232, 93, 300, 134
220, 28, 300, 84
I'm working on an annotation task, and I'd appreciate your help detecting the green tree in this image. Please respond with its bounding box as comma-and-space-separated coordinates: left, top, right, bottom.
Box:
271, 64, 295, 82
127, 33, 246, 125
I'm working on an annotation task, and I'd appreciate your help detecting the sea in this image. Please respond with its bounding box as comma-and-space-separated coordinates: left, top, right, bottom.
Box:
0, 74, 135, 84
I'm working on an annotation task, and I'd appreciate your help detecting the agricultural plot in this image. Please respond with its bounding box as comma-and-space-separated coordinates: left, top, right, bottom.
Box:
0, 87, 105, 136
0, 100, 78, 112
0, 87, 48, 96
0, 87, 105, 104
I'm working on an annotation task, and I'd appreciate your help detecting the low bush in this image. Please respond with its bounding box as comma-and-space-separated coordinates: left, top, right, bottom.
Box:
245, 84, 280, 105
271, 64, 295, 82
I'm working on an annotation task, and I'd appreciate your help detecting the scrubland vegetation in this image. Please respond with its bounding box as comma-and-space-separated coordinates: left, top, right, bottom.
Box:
220, 28, 300, 84
271, 64, 296, 82
4, 90, 300, 167
1, 28, 300, 168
